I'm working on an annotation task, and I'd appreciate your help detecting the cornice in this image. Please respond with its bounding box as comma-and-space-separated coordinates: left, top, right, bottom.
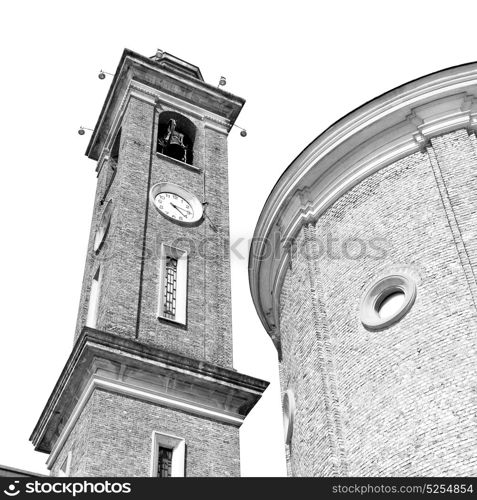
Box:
45, 375, 245, 469
94, 80, 230, 171
249, 62, 477, 343
87, 49, 245, 161
130, 80, 230, 131
30, 328, 268, 456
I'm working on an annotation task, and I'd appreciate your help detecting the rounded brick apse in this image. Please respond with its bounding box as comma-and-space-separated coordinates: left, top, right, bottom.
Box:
249, 63, 477, 476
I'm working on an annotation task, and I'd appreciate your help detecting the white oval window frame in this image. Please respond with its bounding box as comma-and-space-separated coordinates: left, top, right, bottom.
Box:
150, 182, 203, 225
282, 389, 296, 445
94, 200, 113, 253
360, 272, 417, 330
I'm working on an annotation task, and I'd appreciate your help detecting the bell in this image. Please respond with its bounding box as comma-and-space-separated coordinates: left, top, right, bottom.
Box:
158, 119, 188, 163
169, 131, 185, 147
78, 128, 85, 135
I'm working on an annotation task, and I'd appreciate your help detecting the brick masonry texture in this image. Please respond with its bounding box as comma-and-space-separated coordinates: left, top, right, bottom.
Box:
62, 81, 243, 477
62, 81, 245, 478
74, 96, 234, 368
51, 389, 240, 477
279, 129, 477, 476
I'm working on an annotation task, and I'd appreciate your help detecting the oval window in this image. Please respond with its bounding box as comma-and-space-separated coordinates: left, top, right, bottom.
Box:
360, 272, 417, 330
282, 389, 296, 445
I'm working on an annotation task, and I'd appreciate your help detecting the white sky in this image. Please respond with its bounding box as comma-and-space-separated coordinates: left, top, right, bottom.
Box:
0, 0, 476, 477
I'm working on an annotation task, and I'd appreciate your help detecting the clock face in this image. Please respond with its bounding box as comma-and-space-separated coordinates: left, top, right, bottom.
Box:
150, 183, 203, 225
155, 192, 195, 223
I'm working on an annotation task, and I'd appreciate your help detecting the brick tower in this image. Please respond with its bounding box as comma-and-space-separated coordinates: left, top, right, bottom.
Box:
30, 49, 268, 477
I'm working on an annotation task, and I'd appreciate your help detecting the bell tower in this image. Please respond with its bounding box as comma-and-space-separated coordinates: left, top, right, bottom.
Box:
30, 49, 268, 477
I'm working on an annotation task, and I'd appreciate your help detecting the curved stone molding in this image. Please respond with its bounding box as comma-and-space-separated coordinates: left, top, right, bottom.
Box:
359, 272, 417, 330
249, 62, 477, 338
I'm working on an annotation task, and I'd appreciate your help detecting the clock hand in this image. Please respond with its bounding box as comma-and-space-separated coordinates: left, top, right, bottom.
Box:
171, 203, 190, 217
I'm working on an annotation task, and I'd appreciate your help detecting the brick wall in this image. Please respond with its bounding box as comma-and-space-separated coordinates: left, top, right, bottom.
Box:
51, 389, 240, 477
279, 129, 477, 476
51, 392, 95, 477
74, 95, 234, 368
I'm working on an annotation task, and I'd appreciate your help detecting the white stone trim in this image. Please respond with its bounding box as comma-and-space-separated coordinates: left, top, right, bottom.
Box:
130, 80, 229, 129
95, 94, 129, 173
85, 267, 102, 329
156, 243, 188, 325
91, 342, 261, 393
96, 155, 109, 177
150, 431, 185, 477
58, 450, 72, 477
282, 389, 295, 445
156, 151, 203, 173
203, 118, 228, 135
360, 272, 417, 330
45, 375, 244, 469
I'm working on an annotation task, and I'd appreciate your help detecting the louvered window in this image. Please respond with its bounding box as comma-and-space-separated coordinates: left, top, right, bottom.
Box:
158, 245, 188, 325
157, 447, 173, 478
163, 257, 178, 319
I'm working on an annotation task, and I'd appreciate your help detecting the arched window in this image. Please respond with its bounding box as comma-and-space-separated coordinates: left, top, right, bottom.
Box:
100, 128, 120, 205
157, 112, 195, 165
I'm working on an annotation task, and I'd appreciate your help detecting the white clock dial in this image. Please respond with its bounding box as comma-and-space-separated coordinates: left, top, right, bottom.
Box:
155, 192, 194, 222
150, 182, 203, 225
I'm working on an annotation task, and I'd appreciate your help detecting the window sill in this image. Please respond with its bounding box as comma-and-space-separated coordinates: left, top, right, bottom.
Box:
156, 152, 202, 173
158, 315, 187, 328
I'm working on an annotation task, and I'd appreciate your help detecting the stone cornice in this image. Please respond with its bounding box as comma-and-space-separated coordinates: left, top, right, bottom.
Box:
30, 328, 268, 456
249, 62, 477, 342
93, 82, 230, 172
86, 48, 245, 161
130, 80, 230, 130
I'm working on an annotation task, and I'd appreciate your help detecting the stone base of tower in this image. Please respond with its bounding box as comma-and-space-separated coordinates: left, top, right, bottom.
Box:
30, 328, 268, 477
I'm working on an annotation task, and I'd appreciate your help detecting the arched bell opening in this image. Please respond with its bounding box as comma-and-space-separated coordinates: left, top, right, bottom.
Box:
157, 111, 196, 165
